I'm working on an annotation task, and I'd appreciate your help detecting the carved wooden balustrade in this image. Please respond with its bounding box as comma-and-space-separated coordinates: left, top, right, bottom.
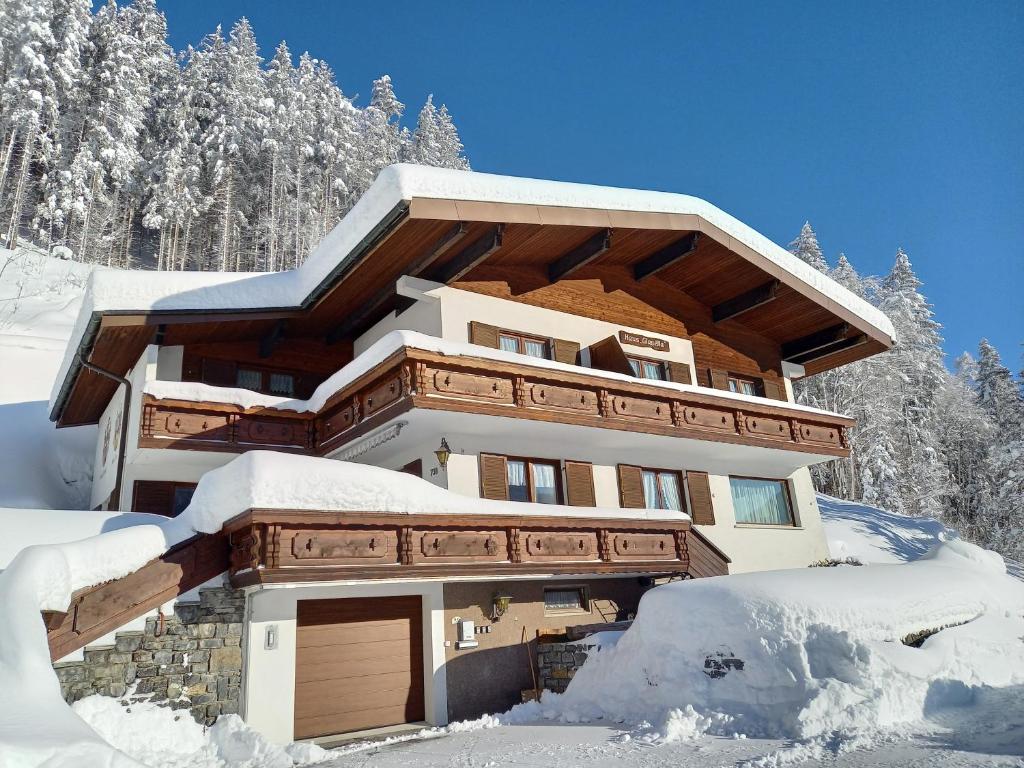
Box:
222, 509, 722, 586
140, 346, 854, 458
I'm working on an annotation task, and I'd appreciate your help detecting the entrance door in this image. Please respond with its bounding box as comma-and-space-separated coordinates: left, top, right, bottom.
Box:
294, 595, 425, 738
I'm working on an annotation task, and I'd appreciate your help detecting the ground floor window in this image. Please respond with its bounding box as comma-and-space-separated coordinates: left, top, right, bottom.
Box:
640, 469, 684, 511
729, 477, 794, 525
543, 586, 589, 614
131, 480, 197, 517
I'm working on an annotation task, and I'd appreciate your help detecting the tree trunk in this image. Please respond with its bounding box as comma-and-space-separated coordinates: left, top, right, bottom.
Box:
268, 151, 278, 272
78, 172, 99, 262
0, 130, 17, 215
220, 165, 233, 271
6, 123, 37, 250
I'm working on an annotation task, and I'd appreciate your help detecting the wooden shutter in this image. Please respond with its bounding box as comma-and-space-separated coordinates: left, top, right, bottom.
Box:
617, 464, 645, 508
686, 471, 716, 525
551, 338, 581, 366
131, 480, 176, 516
479, 453, 509, 500
469, 321, 500, 349
708, 368, 729, 391
400, 459, 423, 477
761, 378, 787, 402
202, 358, 237, 387
564, 461, 596, 507
588, 336, 634, 375
666, 361, 692, 385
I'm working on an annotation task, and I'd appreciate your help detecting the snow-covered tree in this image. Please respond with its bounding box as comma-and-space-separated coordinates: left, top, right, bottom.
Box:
787, 222, 828, 272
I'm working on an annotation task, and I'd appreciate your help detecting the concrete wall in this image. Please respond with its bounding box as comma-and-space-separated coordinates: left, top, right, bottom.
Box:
242, 580, 448, 744
442, 577, 645, 721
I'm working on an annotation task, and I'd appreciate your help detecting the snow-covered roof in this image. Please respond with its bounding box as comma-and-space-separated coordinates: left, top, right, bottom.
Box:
50, 164, 895, 419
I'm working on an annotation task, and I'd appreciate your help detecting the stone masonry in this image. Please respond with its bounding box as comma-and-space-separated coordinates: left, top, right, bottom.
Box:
52, 586, 245, 725
536, 640, 598, 693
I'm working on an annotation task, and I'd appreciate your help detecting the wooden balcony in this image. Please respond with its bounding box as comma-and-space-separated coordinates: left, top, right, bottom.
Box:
139, 346, 853, 459
222, 509, 729, 586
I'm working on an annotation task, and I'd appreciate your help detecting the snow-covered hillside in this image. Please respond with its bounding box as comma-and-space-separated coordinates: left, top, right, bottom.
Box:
0, 248, 95, 509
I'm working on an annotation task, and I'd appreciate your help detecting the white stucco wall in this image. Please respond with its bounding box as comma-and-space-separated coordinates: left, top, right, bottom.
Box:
242, 580, 448, 744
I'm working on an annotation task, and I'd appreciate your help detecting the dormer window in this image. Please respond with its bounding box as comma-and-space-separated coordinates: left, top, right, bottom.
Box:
498, 331, 551, 360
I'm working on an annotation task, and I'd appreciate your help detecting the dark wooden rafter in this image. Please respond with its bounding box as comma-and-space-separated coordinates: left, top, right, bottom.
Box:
547, 228, 612, 282
781, 322, 850, 361
259, 319, 287, 358
633, 232, 700, 281
788, 334, 869, 366
426, 224, 504, 285
712, 280, 780, 323
325, 222, 470, 344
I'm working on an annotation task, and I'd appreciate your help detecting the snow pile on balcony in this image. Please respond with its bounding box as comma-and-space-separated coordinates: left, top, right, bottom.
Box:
518, 535, 1024, 754
164, 451, 687, 542
144, 328, 851, 421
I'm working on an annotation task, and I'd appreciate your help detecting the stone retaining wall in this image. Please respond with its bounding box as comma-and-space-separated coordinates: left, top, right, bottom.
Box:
536, 640, 597, 693
52, 586, 244, 725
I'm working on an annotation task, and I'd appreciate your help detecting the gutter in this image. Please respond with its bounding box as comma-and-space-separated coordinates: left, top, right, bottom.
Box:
78, 354, 131, 511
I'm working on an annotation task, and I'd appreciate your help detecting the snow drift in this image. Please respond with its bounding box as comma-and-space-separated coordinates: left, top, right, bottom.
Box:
527, 536, 1024, 744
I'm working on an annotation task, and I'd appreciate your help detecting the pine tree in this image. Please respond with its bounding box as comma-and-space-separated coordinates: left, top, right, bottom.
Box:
787, 222, 828, 272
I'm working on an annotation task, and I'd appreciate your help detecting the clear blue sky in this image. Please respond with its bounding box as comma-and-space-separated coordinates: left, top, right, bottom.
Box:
159, 0, 1023, 368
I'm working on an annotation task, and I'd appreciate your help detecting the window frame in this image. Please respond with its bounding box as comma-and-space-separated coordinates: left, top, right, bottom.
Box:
543, 585, 590, 616
626, 354, 668, 381
728, 476, 796, 527
499, 455, 564, 505
232, 365, 296, 397
638, 467, 686, 511
727, 374, 762, 397
497, 329, 552, 360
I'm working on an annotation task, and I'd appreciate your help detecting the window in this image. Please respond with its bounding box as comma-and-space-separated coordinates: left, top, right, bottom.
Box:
729, 477, 794, 526
233, 366, 295, 397
172, 486, 196, 516
236, 368, 263, 391
627, 355, 667, 381
498, 331, 551, 360
268, 372, 295, 397
640, 469, 684, 511
727, 375, 760, 396
506, 458, 561, 504
132, 480, 197, 518
544, 586, 588, 614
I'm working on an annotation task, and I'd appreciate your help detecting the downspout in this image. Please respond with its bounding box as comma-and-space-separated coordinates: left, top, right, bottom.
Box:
79, 354, 132, 511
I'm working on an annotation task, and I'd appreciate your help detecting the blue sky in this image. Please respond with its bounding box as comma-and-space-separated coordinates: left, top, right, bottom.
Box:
159, 0, 1023, 368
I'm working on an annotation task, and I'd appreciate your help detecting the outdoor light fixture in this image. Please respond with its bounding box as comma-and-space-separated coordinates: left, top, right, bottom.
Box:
434, 437, 452, 469
491, 592, 513, 620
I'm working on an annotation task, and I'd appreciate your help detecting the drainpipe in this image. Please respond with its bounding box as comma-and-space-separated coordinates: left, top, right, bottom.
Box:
79, 354, 132, 511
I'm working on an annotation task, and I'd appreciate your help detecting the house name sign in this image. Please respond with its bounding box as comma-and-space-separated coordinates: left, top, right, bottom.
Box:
618, 331, 670, 352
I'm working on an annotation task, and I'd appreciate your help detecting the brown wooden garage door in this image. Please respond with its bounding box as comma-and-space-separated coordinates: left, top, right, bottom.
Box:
294, 596, 425, 739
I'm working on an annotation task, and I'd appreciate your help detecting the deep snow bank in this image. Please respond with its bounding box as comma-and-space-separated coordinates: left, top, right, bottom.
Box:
525, 537, 1024, 743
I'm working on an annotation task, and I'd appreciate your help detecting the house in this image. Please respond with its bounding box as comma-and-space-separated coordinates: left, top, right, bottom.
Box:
44, 165, 894, 743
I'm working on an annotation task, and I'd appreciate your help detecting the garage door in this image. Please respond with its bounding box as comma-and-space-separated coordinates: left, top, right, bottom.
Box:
294, 596, 425, 739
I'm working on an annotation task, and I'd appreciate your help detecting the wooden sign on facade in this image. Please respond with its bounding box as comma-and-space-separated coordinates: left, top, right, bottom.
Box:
618, 330, 669, 352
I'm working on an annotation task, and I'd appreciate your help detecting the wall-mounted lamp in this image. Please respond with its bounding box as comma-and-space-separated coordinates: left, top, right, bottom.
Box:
491, 592, 513, 620
434, 437, 452, 469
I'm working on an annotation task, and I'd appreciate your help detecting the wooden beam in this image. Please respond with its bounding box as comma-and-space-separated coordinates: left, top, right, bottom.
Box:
782, 323, 851, 361
633, 232, 700, 281
259, 319, 287, 358
548, 228, 612, 282
712, 280, 780, 323
427, 224, 504, 284
326, 222, 469, 343
788, 334, 868, 366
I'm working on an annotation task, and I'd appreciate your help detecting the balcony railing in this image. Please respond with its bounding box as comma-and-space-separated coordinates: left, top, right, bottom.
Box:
140, 346, 853, 458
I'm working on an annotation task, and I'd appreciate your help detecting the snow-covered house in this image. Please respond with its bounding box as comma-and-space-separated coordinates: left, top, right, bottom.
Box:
44, 165, 894, 742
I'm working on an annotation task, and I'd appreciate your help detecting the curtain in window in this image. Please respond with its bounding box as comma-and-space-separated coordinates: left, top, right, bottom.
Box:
236, 369, 261, 390
507, 460, 528, 502
499, 335, 519, 353
641, 470, 659, 508
629, 359, 641, 376
524, 339, 547, 359
642, 361, 664, 380
658, 473, 682, 511
532, 462, 558, 504
730, 478, 792, 525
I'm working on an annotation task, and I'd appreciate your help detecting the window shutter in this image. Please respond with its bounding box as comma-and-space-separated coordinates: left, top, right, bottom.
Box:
551, 338, 581, 366
686, 471, 716, 525
588, 336, 634, 376
761, 378, 787, 401
202, 358, 237, 387
469, 321, 500, 349
709, 369, 729, 391
617, 464, 645, 508
479, 453, 509, 500
666, 361, 693, 385
181, 352, 202, 382
564, 461, 596, 507
131, 480, 176, 516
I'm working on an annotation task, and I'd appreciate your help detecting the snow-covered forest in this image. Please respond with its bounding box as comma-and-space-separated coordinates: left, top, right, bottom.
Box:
0, 0, 469, 271
789, 223, 1024, 561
